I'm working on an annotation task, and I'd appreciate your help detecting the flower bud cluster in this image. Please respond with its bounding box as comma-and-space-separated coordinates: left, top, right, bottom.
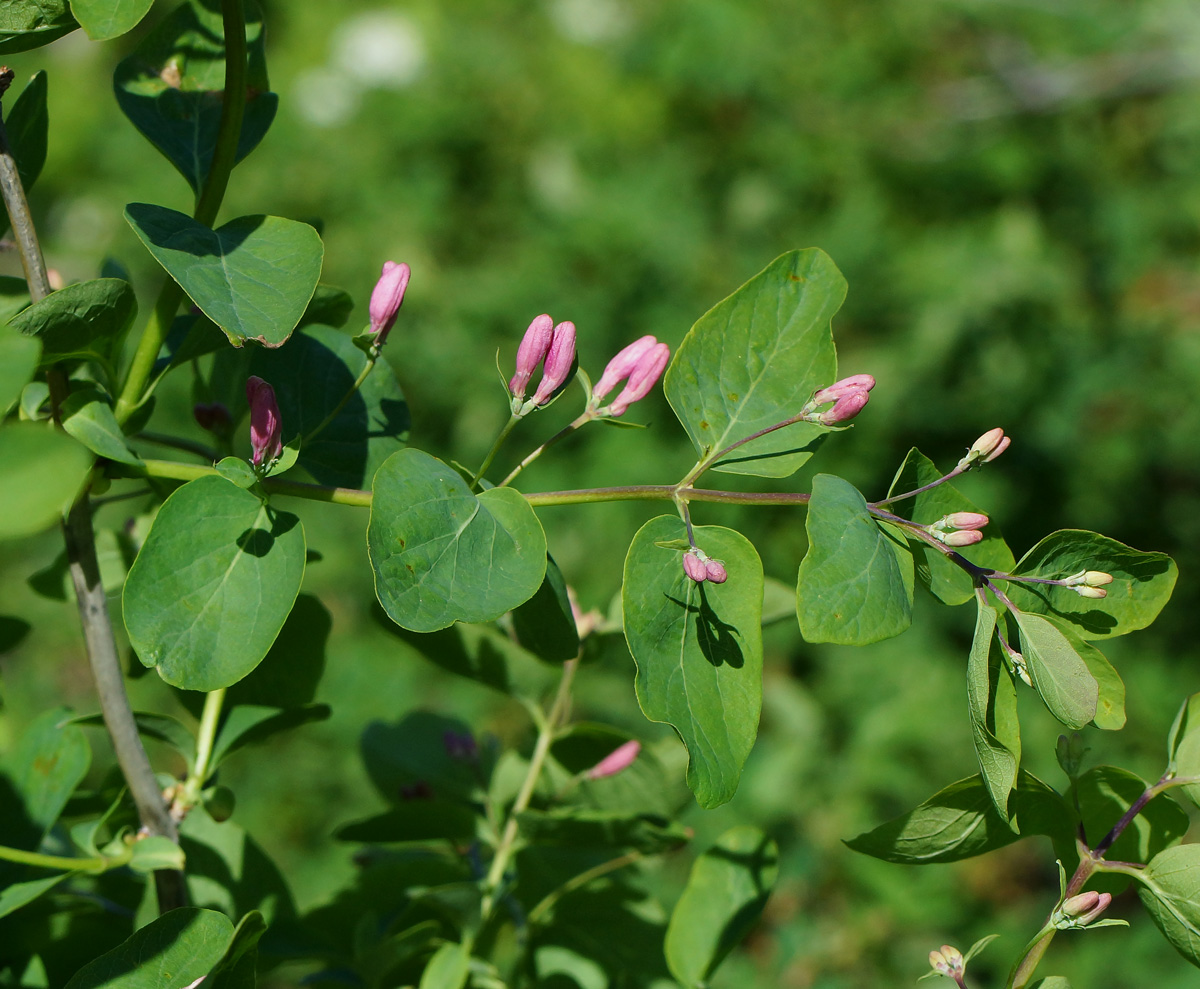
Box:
801, 373, 875, 426
591, 335, 671, 417
510, 315, 578, 414
1062, 569, 1114, 599
682, 547, 728, 585
1053, 890, 1113, 929
927, 511, 989, 548
956, 427, 1010, 472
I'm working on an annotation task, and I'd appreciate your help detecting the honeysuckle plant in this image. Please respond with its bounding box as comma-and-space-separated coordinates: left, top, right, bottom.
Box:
0, 2, 1196, 988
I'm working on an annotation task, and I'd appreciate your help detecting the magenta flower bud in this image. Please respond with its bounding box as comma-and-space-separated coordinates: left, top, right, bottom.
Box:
812, 373, 876, 405
193, 401, 232, 435
245, 376, 282, 467
369, 261, 411, 346
607, 342, 670, 416
704, 558, 728, 583
593, 335, 659, 400
530, 320, 577, 406
941, 529, 983, 547
586, 740, 641, 780
509, 314, 555, 399
682, 551, 708, 583
944, 512, 989, 530
817, 389, 869, 425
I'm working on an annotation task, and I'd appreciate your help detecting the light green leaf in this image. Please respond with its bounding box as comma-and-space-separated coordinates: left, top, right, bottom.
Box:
796, 473, 914, 644
665, 826, 778, 988
419, 942, 470, 989
1029, 979, 1073, 989
9, 278, 137, 366
0, 2, 76, 54
1137, 844, 1200, 967
1167, 693, 1200, 808
1013, 612, 1098, 729
664, 248, 843, 477
0, 423, 92, 541
60, 386, 143, 466
967, 600, 1021, 823
215, 456, 258, 488
127, 835, 186, 873
0, 872, 72, 920
623, 517, 762, 809
1077, 637, 1125, 730
209, 703, 331, 770
369, 449, 547, 632
8, 708, 90, 835
125, 204, 323, 348
72, 0, 153, 39
123, 475, 306, 691
0, 330, 40, 414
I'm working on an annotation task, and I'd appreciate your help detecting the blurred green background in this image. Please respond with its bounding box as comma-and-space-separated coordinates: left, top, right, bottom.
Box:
4, 0, 1200, 985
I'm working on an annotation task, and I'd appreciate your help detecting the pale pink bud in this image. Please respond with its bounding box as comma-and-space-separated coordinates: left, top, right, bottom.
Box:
704, 559, 728, 583
193, 401, 232, 435
586, 739, 641, 780
944, 512, 989, 530
682, 551, 707, 583
607, 342, 670, 416
530, 320, 577, 406
369, 261, 411, 346
939, 945, 963, 972
1078, 891, 1112, 925
941, 529, 983, 547
245, 376, 282, 467
510, 314, 555, 399
1062, 891, 1101, 918
1074, 585, 1107, 599
593, 335, 659, 400
928, 950, 952, 976
812, 373, 876, 405
984, 435, 1011, 462
817, 389, 869, 425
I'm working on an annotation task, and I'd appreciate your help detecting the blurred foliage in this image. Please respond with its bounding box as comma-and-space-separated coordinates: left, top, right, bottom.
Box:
4, 0, 1200, 985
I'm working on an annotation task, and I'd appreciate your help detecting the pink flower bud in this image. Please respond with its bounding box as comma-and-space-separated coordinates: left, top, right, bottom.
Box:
944, 512, 989, 530
1062, 891, 1101, 918
593, 335, 659, 400
530, 320, 577, 406
193, 401, 232, 435
607, 342, 670, 416
812, 373, 876, 405
941, 529, 983, 547
682, 551, 707, 583
510, 314, 555, 399
984, 435, 1011, 462
928, 950, 952, 976
586, 739, 641, 780
1078, 891, 1112, 925
704, 558, 728, 583
939, 946, 963, 972
817, 389, 869, 425
245, 376, 282, 467
369, 261, 411, 346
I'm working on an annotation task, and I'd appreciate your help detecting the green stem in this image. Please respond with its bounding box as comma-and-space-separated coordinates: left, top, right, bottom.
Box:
680, 410, 810, 487
183, 688, 227, 806
499, 413, 591, 487
301, 355, 377, 447
471, 414, 521, 490
526, 850, 643, 926
0, 73, 50, 304
482, 658, 579, 918
0, 843, 110, 874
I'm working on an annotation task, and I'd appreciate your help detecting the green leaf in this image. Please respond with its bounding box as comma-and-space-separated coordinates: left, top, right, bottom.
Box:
72, 711, 197, 769
0, 871, 72, 920
113, 0, 277, 192
845, 772, 1072, 864
550, 723, 677, 817
516, 808, 689, 854
361, 713, 486, 805
335, 801, 479, 844
1136, 844, 1200, 967
623, 517, 763, 809
299, 285, 355, 329
7, 708, 90, 835
124, 204, 323, 348
9, 278, 137, 366
63, 907, 233, 989
1167, 693, 1200, 808
0, 2, 76, 54
250, 324, 410, 487
0, 423, 92, 540
1006, 530, 1177, 639
419, 942, 470, 989
209, 703, 331, 770
1029, 979, 1073, 989
1, 71, 49, 237
886, 448, 1015, 605
0, 330, 41, 414
795, 474, 914, 644
60, 386, 143, 466
127, 835, 186, 873
0, 276, 31, 325
123, 475, 306, 691
369, 450, 547, 632
511, 554, 580, 662
664, 826, 779, 988
72, 0, 153, 40
1013, 612, 1098, 729
215, 456, 258, 488
1077, 637, 1125, 730
205, 911, 266, 989
664, 248, 842, 477
967, 600, 1021, 823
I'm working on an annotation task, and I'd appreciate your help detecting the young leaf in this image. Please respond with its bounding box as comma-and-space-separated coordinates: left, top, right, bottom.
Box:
1013, 611, 1098, 729
967, 599, 1021, 823
0, 423, 93, 541
1029, 979, 1073, 989
511, 553, 580, 662
8, 278, 137, 366
0, 3, 76, 54
665, 248, 842, 477
664, 826, 779, 988
369, 450, 547, 632
72, 0, 153, 40
215, 456, 258, 489
1167, 693, 1200, 808
59, 386, 143, 466
796, 474, 914, 644
127, 835, 186, 873
1136, 844, 1200, 967
623, 517, 763, 809
1006, 529, 1177, 639
123, 475, 306, 691
0, 872, 73, 921
124, 204, 323, 349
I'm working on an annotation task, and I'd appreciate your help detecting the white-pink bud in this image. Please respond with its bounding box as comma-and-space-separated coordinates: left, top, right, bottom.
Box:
704, 558, 728, 584
817, 389, 869, 425
607, 342, 670, 416
812, 373, 876, 405
941, 529, 983, 547
682, 551, 707, 583
1074, 585, 1108, 599
369, 261, 410, 346
246, 376, 282, 467
592, 335, 659, 400
586, 740, 641, 780
530, 320, 577, 406
509, 314, 555, 399
943, 512, 989, 530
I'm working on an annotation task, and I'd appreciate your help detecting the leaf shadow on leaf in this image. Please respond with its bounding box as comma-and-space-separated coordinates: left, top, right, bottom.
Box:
1012, 584, 1119, 636
702, 838, 779, 974
711, 431, 826, 472
234, 510, 299, 559
373, 397, 410, 439
664, 588, 745, 669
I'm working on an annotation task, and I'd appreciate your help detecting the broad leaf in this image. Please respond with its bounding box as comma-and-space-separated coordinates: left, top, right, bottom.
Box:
664, 826, 778, 988
665, 248, 843, 477
60, 386, 142, 466
8, 707, 90, 835
125, 204, 323, 348
369, 449, 547, 632
0, 423, 93, 541
206, 911, 266, 989
9, 278, 137, 366
123, 475, 306, 691
1013, 611, 1098, 729
511, 554, 580, 662
114, 0, 277, 192
361, 713, 487, 805
0, 2, 76, 53
623, 517, 762, 809
1137, 844, 1200, 967
796, 473, 914, 644
420, 942, 470, 989
1167, 693, 1200, 808
1006, 530, 1176, 639
1077, 637, 1125, 730
0, 871, 72, 920
517, 808, 688, 854
967, 600, 1021, 823
0, 330, 40, 414
73, 0, 153, 39
209, 703, 331, 770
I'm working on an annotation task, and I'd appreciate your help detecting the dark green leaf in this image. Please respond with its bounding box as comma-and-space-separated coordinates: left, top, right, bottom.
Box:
60, 386, 142, 466
1, 71, 48, 237
796, 474, 914, 644
9, 278, 137, 366
967, 600, 1021, 823
1137, 844, 1200, 967
123, 475, 306, 691
72, 711, 197, 769
1167, 693, 1200, 808
125, 204, 323, 348
361, 712, 486, 805
209, 703, 331, 769
511, 554, 580, 662
72, 0, 153, 40
0, 329, 40, 414
0, 871, 72, 920
335, 801, 478, 844
8, 708, 90, 835
0, 3, 76, 54
664, 249, 842, 477
1013, 612, 1098, 729
0, 423, 92, 541
0, 276, 31, 324
550, 723, 678, 817
299, 285, 355, 329
623, 517, 762, 809
206, 911, 267, 989
516, 808, 689, 854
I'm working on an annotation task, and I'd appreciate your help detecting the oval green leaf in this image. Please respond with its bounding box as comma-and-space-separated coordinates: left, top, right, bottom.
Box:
9, 707, 91, 836
0, 330, 40, 414
9, 278, 137, 367
0, 423, 93, 541
1013, 612, 1098, 729
73, 0, 153, 40
0, 3, 75, 54
60, 386, 143, 466
967, 600, 1021, 823
1137, 844, 1200, 967
623, 517, 763, 808
1167, 693, 1200, 809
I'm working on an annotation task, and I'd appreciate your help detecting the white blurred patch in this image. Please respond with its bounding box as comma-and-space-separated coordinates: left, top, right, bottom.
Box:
726, 174, 782, 231
293, 66, 360, 128
549, 0, 632, 45
528, 144, 584, 212
332, 11, 426, 89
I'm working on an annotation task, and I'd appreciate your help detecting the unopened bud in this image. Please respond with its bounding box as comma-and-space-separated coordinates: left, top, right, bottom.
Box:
817, 389, 869, 425
1057, 890, 1112, 928
1083, 571, 1112, 586
1062, 891, 1101, 918
193, 401, 232, 435
939, 529, 983, 547
593, 335, 659, 400
957, 427, 1010, 471
607, 342, 670, 416
510, 314, 555, 400
812, 373, 876, 405
1074, 585, 1107, 599
369, 260, 411, 346
587, 740, 641, 779
943, 512, 989, 530
940, 945, 963, 971
705, 558, 728, 584
682, 551, 707, 583
245, 376, 282, 467
928, 950, 951, 975
529, 320, 577, 406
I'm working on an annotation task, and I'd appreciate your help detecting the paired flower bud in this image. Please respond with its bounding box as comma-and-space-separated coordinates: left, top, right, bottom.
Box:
957, 427, 1011, 471
1063, 570, 1113, 598
1056, 890, 1113, 928
928, 944, 963, 977
369, 261, 411, 346
592, 336, 671, 417
804, 373, 875, 426
928, 512, 988, 547
245, 376, 282, 468
682, 548, 728, 584
510, 315, 577, 412
586, 739, 641, 780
